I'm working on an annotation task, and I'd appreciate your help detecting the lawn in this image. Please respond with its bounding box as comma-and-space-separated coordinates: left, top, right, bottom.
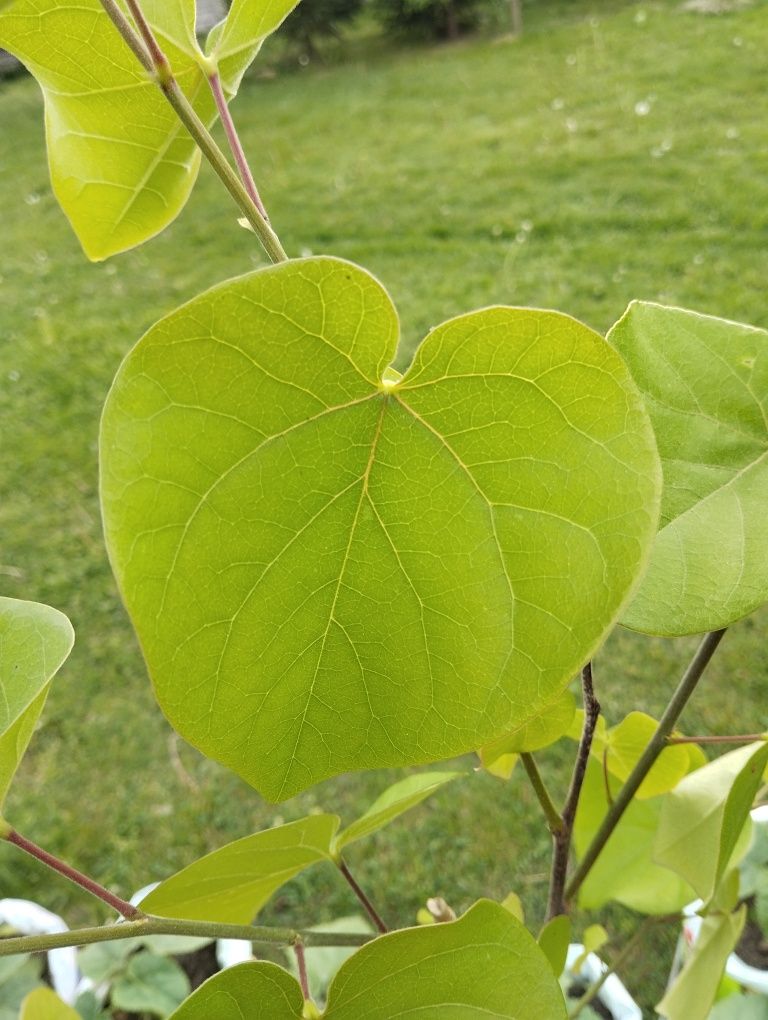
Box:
1, 0, 768, 1013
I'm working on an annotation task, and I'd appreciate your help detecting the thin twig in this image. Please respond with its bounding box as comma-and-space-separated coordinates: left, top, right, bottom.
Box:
97, 0, 288, 263
294, 939, 311, 999
520, 753, 563, 835
338, 859, 388, 933
0, 919, 373, 958
3, 829, 143, 921
566, 629, 727, 902
208, 70, 269, 219
547, 662, 600, 919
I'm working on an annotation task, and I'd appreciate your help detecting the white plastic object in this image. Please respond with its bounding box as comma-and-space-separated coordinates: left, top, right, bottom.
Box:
0, 898, 78, 1004
564, 943, 643, 1020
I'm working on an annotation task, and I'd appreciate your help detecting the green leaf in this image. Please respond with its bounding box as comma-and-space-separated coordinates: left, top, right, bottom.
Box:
654, 741, 768, 902
538, 915, 571, 976
604, 711, 693, 799
141, 814, 338, 922
101, 257, 661, 801
571, 924, 609, 974
0, 959, 45, 1020
756, 869, 768, 934
710, 995, 768, 1020
657, 907, 746, 1020
78, 938, 139, 983
167, 962, 304, 1020
0, 597, 74, 807
500, 891, 525, 923
20, 989, 80, 1020
573, 759, 695, 913
480, 690, 576, 769
111, 952, 190, 1017
323, 901, 566, 1019
334, 771, 462, 853
206, 0, 302, 92
608, 302, 768, 635
0, 0, 296, 259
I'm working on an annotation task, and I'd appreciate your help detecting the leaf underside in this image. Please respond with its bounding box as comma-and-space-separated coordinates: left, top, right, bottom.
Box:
100, 256, 660, 800
610, 301, 768, 635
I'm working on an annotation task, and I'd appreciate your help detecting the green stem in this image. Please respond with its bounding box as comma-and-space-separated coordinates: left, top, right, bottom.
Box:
520, 754, 563, 835
0, 918, 372, 958
566, 629, 727, 902
3, 828, 143, 921
667, 733, 766, 745
97, 0, 288, 264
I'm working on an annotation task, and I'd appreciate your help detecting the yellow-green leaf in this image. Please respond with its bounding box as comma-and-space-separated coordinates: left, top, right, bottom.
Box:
654, 740, 768, 902
0, 597, 74, 808
604, 712, 693, 799
479, 690, 576, 768
167, 962, 304, 1019
609, 302, 768, 635
141, 814, 339, 923
334, 771, 463, 853
657, 907, 746, 1020
323, 900, 567, 1019
20, 989, 80, 1020
0, 0, 297, 259
538, 915, 571, 976
100, 257, 661, 801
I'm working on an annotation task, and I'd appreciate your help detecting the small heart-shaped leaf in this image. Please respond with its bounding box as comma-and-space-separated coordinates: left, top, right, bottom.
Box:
19, 988, 80, 1020
101, 257, 660, 800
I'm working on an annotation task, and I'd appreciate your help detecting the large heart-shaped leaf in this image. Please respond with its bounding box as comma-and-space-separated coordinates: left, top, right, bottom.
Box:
323, 900, 567, 1019
609, 302, 768, 635
141, 814, 339, 923
0, 0, 299, 259
100, 257, 661, 800
168, 962, 304, 1020
0, 597, 74, 808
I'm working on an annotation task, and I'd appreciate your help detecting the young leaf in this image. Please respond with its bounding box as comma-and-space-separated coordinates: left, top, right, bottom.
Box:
0, 0, 296, 259
167, 962, 304, 1019
573, 759, 695, 913
604, 711, 693, 799
0, 597, 74, 807
479, 689, 576, 769
654, 741, 768, 902
538, 914, 571, 976
101, 257, 661, 801
323, 900, 567, 1019
657, 907, 746, 1020
19, 988, 80, 1020
500, 891, 525, 923
570, 924, 609, 974
206, 0, 302, 92
609, 302, 768, 635
333, 771, 463, 852
140, 814, 339, 922
110, 953, 190, 1017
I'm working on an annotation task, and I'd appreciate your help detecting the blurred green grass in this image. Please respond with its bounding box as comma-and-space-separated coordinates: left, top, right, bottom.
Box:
1, 1, 768, 1013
